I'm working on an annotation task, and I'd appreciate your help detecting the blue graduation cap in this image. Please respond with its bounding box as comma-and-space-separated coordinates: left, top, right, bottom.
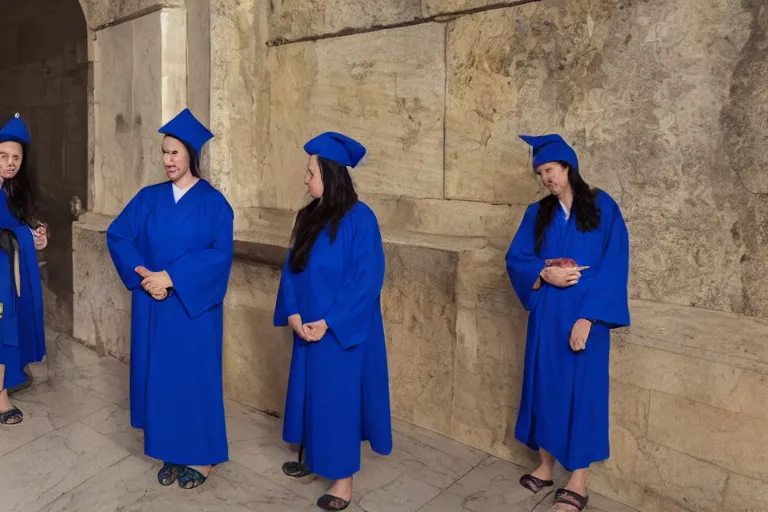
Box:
158, 108, 213, 156
0, 113, 31, 145
304, 132, 366, 168
519, 133, 578, 172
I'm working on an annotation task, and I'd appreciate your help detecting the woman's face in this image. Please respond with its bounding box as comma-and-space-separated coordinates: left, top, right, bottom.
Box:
0, 141, 23, 180
535, 161, 570, 197
305, 155, 324, 199
162, 136, 190, 183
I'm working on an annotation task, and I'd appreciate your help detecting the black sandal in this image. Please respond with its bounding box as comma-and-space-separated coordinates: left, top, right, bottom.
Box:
317, 494, 350, 511
178, 466, 209, 489
157, 462, 181, 486
520, 473, 554, 493
553, 488, 589, 511
0, 405, 23, 425
282, 446, 311, 478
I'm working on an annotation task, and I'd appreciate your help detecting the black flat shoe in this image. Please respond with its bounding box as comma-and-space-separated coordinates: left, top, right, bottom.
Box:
553, 488, 589, 511
317, 494, 350, 511
520, 473, 554, 493
282, 446, 311, 478
157, 463, 181, 486
0, 406, 23, 425
178, 466, 210, 489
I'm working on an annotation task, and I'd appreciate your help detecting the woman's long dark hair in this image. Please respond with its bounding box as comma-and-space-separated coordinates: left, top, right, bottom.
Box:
289, 157, 358, 273
2, 143, 39, 226
534, 163, 600, 255
181, 140, 201, 178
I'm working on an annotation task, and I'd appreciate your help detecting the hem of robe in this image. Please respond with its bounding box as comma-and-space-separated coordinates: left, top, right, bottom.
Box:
282, 435, 391, 480
144, 444, 229, 467
518, 436, 609, 472
0, 347, 41, 390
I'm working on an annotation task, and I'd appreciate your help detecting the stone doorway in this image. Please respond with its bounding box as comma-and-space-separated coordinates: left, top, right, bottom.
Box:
0, 0, 89, 333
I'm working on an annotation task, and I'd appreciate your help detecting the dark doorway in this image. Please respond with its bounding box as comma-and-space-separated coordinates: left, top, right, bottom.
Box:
0, 0, 89, 332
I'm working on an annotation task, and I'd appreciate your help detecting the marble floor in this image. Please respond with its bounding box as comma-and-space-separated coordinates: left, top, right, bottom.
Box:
0, 331, 636, 512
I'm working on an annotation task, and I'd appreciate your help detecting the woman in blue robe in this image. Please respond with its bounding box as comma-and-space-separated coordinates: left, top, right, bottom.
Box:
0, 113, 47, 426
274, 132, 392, 511
106, 108, 234, 489
505, 134, 630, 512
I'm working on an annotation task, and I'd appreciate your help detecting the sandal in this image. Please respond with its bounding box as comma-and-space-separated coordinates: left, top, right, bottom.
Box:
553, 488, 589, 511
520, 473, 554, 493
157, 462, 182, 486
317, 494, 350, 511
178, 466, 209, 489
282, 446, 311, 478
0, 405, 23, 425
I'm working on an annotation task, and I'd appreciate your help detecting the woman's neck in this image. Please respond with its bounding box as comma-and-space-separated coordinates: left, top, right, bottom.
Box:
557, 187, 574, 211
173, 172, 198, 190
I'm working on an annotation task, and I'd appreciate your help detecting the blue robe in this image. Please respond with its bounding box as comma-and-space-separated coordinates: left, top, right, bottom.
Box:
274, 201, 392, 480
107, 180, 234, 466
0, 190, 45, 390
505, 190, 630, 471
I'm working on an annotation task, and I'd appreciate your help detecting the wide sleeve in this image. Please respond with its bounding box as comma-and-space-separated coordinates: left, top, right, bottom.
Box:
505, 205, 547, 311
166, 198, 234, 319
273, 251, 299, 327
324, 207, 386, 350
106, 191, 147, 291
576, 200, 630, 328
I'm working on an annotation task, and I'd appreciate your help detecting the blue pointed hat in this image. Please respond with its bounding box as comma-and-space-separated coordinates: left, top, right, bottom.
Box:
158, 108, 213, 156
0, 113, 31, 145
519, 133, 578, 172
304, 132, 366, 168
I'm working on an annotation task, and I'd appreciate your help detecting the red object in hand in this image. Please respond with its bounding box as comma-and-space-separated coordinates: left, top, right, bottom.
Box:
545, 257, 578, 268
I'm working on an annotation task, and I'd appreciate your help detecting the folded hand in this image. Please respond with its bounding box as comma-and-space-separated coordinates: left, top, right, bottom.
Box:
135, 266, 173, 295
303, 320, 328, 342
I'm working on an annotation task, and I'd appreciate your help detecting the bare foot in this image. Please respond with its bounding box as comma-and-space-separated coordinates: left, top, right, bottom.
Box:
0, 388, 14, 412
531, 462, 554, 481
326, 476, 353, 501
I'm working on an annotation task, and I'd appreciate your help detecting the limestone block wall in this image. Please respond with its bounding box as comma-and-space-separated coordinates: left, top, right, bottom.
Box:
69, 0, 768, 510
202, 0, 768, 511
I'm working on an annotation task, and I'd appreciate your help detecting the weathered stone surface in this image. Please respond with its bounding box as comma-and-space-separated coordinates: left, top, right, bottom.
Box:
209, 0, 267, 199
445, 0, 753, 313
222, 260, 293, 416
264, 23, 445, 211
268, 0, 422, 43
724, 473, 768, 512
365, 195, 525, 242
610, 379, 649, 439
648, 391, 768, 482
384, 243, 458, 435
612, 339, 768, 422
450, 306, 532, 465
598, 426, 727, 512
618, 299, 768, 375
423, 0, 523, 17
92, 8, 186, 216
72, 215, 132, 362
78, 0, 182, 29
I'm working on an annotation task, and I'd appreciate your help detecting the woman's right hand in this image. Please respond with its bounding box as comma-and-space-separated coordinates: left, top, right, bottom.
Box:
288, 314, 310, 341
540, 266, 583, 287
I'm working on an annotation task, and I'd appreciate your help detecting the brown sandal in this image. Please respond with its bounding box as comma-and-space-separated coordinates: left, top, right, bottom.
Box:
520, 473, 554, 493
553, 488, 589, 510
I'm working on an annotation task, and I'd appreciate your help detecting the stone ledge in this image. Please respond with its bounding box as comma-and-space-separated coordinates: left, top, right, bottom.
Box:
617, 299, 768, 375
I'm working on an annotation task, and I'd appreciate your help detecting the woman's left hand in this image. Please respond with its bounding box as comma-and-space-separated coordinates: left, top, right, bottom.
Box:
569, 318, 592, 351
32, 225, 48, 251
135, 266, 173, 295
303, 319, 328, 342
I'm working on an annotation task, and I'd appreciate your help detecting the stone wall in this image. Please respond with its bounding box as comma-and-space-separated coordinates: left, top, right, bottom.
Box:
202, 0, 768, 511
70, 0, 768, 511
0, 0, 89, 333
